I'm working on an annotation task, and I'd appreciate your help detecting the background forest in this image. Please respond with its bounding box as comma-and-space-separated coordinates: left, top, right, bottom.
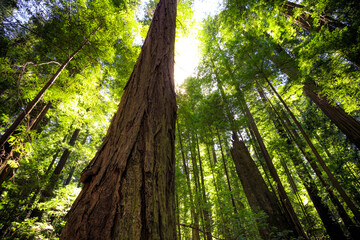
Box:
0, 0, 360, 239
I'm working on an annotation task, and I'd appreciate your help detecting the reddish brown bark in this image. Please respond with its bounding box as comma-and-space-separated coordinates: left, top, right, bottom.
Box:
230, 134, 293, 239
303, 82, 360, 150
265, 76, 360, 222
281, 1, 345, 32
210, 62, 296, 238
270, 47, 360, 150
241, 96, 306, 239
216, 129, 238, 214
60, 0, 177, 239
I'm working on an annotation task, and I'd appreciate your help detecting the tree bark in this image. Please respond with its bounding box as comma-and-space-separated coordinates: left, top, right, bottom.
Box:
257, 86, 349, 239
64, 166, 75, 186
60, 0, 177, 239
261, 86, 360, 236
303, 82, 360, 150
0, 101, 51, 185
265, 76, 360, 222
177, 123, 200, 240
0, 32, 95, 149
230, 134, 294, 239
41, 128, 80, 201
196, 135, 212, 240
240, 94, 306, 238
270, 46, 360, 150
216, 129, 238, 214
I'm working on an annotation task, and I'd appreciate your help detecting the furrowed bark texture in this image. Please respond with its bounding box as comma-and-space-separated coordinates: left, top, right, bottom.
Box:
60, 0, 177, 239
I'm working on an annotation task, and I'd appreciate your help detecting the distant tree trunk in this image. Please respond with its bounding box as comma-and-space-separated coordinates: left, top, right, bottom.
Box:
64, 166, 75, 186
303, 82, 360, 150
257, 86, 348, 239
176, 193, 182, 240
31, 102, 52, 132
216, 129, 238, 214
210, 69, 295, 238
177, 123, 200, 240
265, 76, 360, 222
0, 101, 51, 185
240, 94, 306, 238
190, 138, 207, 240
60, 0, 177, 238
41, 128, 80, 201
246, 127, 277, 196
261, 86, 360, 236
280, 1, 345, 32
196, 135, 212, 240
270, 47, 360, 150
205, 139, 230, 238
0, 32, 95, 149
230, 133, 294, 239
279, 1, 359, 67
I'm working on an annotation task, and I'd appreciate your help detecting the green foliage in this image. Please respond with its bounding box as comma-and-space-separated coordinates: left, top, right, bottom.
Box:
1, 0, 359, 239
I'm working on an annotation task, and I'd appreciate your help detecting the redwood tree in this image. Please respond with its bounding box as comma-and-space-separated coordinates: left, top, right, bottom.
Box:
60, 0, 177, 239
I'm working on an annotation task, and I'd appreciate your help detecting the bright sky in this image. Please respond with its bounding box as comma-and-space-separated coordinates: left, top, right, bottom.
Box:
174, 0, 223, 87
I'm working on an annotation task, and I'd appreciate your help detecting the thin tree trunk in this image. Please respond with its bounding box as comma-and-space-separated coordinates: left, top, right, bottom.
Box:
64, 166, 75, 186
177, 123, 200, 240
61, 0, 177, 238
265, 76, 360, 222
303, 82, 360, 150
196, 135, 212, 240
0, 30, 96, 148
41, 128, 80, 200
190, 137, 205, 240
216, 128, 238, 214
240, 94, 306, 238
0, 102, 51, 185
257, 86, 348, 238
176, 194, 182, 240
31, 102, 51, 131
270, 44, 360, 150
261, 86, 360, 236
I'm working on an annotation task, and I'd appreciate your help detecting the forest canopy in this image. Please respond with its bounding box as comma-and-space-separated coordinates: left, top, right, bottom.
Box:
0, 0, 359, 239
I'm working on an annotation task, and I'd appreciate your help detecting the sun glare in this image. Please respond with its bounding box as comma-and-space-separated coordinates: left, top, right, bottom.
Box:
174, 0, 223, 88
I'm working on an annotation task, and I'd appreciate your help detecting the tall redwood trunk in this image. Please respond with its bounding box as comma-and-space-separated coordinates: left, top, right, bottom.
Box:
270, 46, 360, 150
265, 76, 360, 222
230, 133, 293, 239
210, 66, 295, 237
257, 86, 349, 239
60, 0, 177, 239
303, 82, 360, 150
240, 93, 306, 238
